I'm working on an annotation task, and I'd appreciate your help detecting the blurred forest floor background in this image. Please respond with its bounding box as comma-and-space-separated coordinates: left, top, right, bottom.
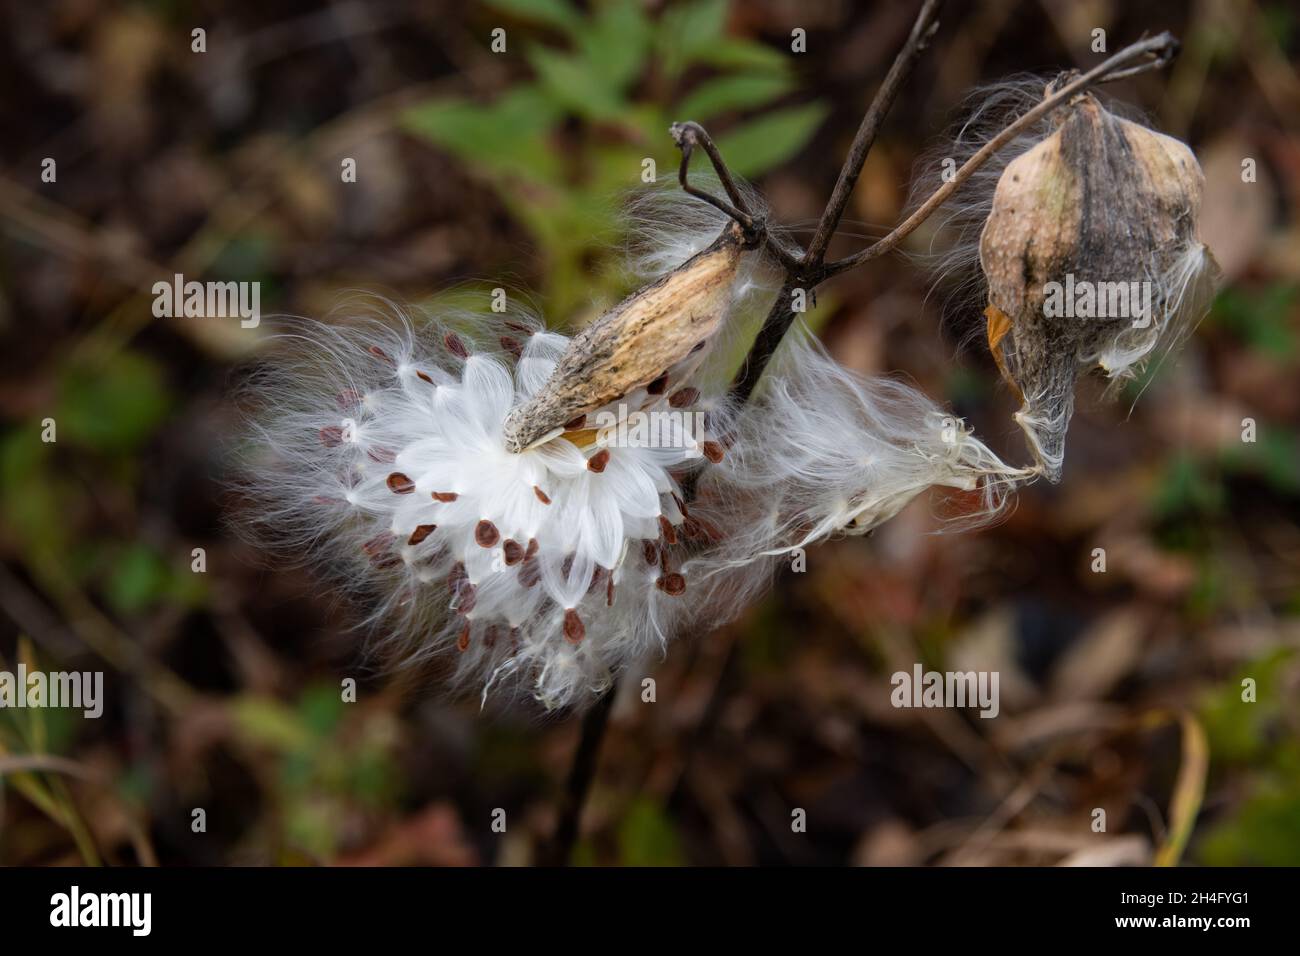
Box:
1, 0, 1298, 866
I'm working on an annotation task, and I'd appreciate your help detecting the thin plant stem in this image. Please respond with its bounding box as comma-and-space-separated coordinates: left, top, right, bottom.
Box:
542, 681, 618, 866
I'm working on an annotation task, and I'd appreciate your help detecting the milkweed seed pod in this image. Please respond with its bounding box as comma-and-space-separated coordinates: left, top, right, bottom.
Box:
235, 190, 766, 710
237, 306, 733, 710
978, 87, 1220, 480
501, 220, 752, 453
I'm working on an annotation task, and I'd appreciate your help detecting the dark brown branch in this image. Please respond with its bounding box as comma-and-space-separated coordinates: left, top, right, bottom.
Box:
540, 679, 618, 866
803, 0, 943, 267
821, 31, 1180, 278
730, 277, 801, 405
729, 0, 947, 401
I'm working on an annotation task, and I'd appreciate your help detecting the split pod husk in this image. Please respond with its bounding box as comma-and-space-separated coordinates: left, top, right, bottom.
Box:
502, 222, 750, 453
979, 87, 1220, 480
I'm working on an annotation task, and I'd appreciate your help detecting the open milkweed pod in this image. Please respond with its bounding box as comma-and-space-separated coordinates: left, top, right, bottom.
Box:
235, 190, 765, 712
979, 86, 1220, 481
502, 220, 753, 453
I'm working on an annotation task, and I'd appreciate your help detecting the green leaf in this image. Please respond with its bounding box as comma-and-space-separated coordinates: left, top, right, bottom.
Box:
526, 44, 626, 119
482, 0, 579, 31
657, 0, 730, 77
697, 37, 789, 72
232, 696, 313, 753
298, 684, 345, 737
677, 71, 794, 120
1209, 284, 1297, 359
0, 429, 64, 554
56, 351, 171, 453
617, 798, 685, 866
105, 545, 172, 614
402, 86, 560, 181
1151, 454, 1225, 520
713, 102, 828, 177
1198, 779, 1300, 865
578, 0, 652, 92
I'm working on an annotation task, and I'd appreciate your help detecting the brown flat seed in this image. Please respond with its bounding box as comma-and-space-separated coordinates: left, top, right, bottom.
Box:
668, 387, 699, 409
564, 414, 586, 430
319, 425, 344, 447
702, 441, 724, 463
505, 322, 531, 334
447, 561, 468, 591
533, 486, 551, 504
587, 449, 610, 473
369, 447, 397, 463
519, 558, 541, 588
368, 345, 393, 364
525, 538, 539, 560
656, 573, 687, 596
690, 340, 707, 354
647, 373, 669, 395
658, 515, 678, 545
457, 623, 470, 652
444, 331, 468, 358
456, 582, 477, 614
364, 535, 392, 564
408, 524, 436, 545
432, 491, 459, 502
416, 370, 434, 384
500, 336, 523, 359
502, 539, 524, 565
563, 609, 585, 644
336, 389, 361, 410
606, 577, 615, 607
387, 473, 415, 494
691, 516, 722, 543
485, 625, 499, 648
642, 540, 658, 565
475, 519, 500, 548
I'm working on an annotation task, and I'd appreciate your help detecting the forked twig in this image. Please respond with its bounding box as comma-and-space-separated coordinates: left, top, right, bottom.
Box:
676, 24, 1179, 401
803, 0, 943, 266
819, 31, 1180, 277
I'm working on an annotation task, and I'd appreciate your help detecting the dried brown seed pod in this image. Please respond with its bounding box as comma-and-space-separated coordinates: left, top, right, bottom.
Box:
500, 222, 748, 453
979, 89, 1219, 480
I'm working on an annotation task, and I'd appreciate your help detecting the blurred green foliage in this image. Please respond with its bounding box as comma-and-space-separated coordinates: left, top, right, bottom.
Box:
233, 686, 400, 860
403, 0, 825, 318
0, 348, 207, 617
1197, 649, 1300, 865
1210, 283, 1297, 360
